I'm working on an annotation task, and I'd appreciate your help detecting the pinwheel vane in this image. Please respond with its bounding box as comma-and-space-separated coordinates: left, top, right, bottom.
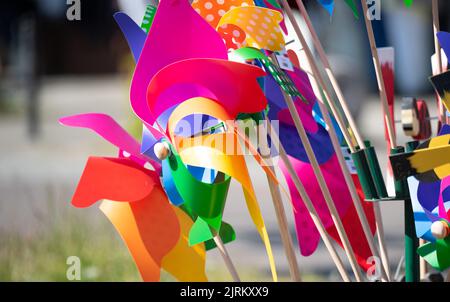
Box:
58, 0, 450, 283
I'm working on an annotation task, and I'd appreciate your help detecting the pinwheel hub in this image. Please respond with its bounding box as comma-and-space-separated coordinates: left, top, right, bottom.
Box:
154, 141, 171, 160
431, 221, 450, 239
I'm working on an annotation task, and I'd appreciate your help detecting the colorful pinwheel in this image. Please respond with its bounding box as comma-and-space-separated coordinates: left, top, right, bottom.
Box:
262, 50, 376, 270
407, 125, 450, 271
59, 113, 208, 281
215, 2, 376, 274
61, 0, 281, 282
54, 0, 450, 285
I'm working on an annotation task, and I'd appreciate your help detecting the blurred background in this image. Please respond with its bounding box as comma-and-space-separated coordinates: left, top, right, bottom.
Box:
0, 0, 449, 281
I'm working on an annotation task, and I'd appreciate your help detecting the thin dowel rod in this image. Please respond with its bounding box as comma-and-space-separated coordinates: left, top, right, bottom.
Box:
360, 0, 409, 280
281, 0, 391, 280
272, 82, 364, 280
275, 1, 355, 154
373, 203, 391, 279
419, 238, 428, 279
266, 119, 351, 282
432, 0, 443, 75
360, 0, 397, 148
432, 0, 446, 124
295, 0, 365, 150
212, 231, 241, 282
257, 123, 302, 282
278, 0, 395, 281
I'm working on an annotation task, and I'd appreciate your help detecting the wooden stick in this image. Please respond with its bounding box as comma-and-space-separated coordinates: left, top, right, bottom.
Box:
257, 123, 302, 282
358, 1, 400, 280
432, 0, 447, 124
212, 230, 241, 282
372, 203, 391, 278
360, 0, 397, 148
419, 238, 428, 279
295, 0, 365, 150
266, 119, 351, 282
278, 0, 396, 281
432, 0, 443, 76
291, 0, 391, 280
268, 66, 364, 281
446, 269, 450, 282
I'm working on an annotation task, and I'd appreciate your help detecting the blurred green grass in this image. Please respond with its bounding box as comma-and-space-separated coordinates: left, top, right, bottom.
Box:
0, 200, 273, 282
0, 195, 324, 282
0, 205, 142, 281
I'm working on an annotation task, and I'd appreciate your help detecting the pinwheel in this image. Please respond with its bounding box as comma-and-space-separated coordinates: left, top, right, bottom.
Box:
191, 0, 251, 51
390, 132, 450, 183
189, 1, 357, 281
124, 0, 288, 281
209, 1, 391, 281
60, 0, 286, 282
407, 125, 450, 272
57, 0, 450, 283
194, 1, 356, 280
359, 0, 450, 282
432, 32, 449, 130
189, 1, 307, 281
389, 124, 450, 281
378, 5, 450, 281
247, 0, 402, 282
59, 113, 208, 282
254, 0, 394, 281
262, 49, 378, 278
140, 61, 280, 281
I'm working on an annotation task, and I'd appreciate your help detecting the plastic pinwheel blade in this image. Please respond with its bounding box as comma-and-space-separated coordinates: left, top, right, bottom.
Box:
429, 70, 450, 113
59, 113, 159, 170
71, 157, 158, 208
437, 31, 450, 62
418, 236, 450, 271
189, 217, 214, 246
204, 221, 236, 251
218, 6, 285, 51
113, 12, 146, 62
316, 0, 334, 16
129, 0, 227, 125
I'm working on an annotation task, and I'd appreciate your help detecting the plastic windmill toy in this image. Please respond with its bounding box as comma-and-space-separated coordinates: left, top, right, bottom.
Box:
59, 0, 450, 282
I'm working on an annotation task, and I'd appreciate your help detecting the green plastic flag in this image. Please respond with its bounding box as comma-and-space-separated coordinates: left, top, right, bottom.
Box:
163, 142, 235, 249
344, 0, 359, 19
265, 0, 281, 9
404, 0, 413, 7
233, 47, 308, 102
140, 4, 157, 33
417, 234, 450, 271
